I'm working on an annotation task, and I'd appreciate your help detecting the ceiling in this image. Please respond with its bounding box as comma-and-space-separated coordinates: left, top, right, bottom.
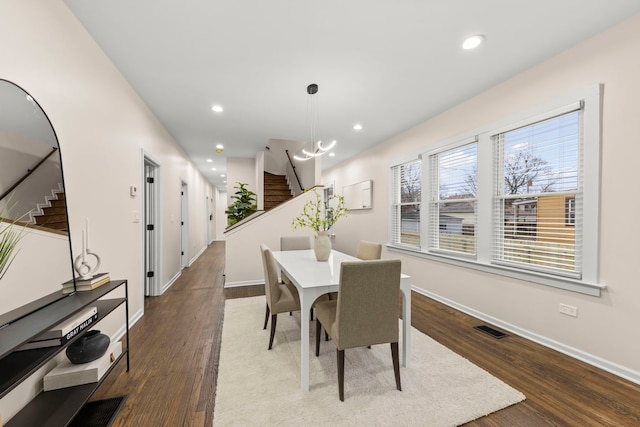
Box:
63, 1, 640, 190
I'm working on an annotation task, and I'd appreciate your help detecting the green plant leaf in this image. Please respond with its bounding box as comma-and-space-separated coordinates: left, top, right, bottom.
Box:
291, 188, 347, 233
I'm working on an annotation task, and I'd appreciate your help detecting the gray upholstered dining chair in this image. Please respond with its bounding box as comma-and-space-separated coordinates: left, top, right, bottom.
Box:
280, 235, 311, 251
356, 240, 383, 260
328, 240, 383, 300
260, 244, 301, 350
314, 259, 402, 401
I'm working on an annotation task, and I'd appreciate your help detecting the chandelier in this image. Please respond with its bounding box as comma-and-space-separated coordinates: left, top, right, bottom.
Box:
293, 83, 336, 161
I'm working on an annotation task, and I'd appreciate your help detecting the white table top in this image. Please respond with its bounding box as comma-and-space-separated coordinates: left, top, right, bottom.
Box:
271, 249, 358, 289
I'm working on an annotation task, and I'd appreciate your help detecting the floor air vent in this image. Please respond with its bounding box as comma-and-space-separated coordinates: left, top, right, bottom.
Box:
69, 395, 127, 427
474, 325, 508, 339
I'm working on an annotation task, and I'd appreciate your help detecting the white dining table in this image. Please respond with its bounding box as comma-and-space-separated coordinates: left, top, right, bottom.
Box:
271, 249, 412, 392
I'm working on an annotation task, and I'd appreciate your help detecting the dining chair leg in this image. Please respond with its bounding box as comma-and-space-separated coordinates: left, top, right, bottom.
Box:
337, 349, 345, 401
268, 314, 278, 350
391, 342, 401, 391
315, 320, 322, 356
263, 304, 270, 330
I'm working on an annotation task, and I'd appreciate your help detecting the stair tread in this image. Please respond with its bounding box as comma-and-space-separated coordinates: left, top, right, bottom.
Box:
263, 172, 293, 212
42, 206, 67, 214
35, 214, 67, 223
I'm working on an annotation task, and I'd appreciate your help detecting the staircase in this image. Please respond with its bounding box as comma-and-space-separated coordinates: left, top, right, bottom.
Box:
264, 172, 293, 210
33, 191, 68, 232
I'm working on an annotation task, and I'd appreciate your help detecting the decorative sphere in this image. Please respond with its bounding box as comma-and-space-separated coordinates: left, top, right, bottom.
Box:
66, 330, 110, 364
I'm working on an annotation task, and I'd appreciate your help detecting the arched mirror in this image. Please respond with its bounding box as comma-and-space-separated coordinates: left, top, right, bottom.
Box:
0, 79, 75, 325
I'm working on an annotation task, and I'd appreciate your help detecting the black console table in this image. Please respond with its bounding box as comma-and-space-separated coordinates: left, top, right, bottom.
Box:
0, 280, 129, 427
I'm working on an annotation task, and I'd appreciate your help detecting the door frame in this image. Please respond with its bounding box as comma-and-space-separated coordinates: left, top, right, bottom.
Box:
180, 180, 189, 268
142, 151, 161, 296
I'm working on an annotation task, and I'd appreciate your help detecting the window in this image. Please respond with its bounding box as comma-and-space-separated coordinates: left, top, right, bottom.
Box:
493, 110, 581, 278
428, 141, 477, 256
390, 160, 421, 248
323, 184, 336, 234
388, 85, 602, 295
565, 197, 575, 225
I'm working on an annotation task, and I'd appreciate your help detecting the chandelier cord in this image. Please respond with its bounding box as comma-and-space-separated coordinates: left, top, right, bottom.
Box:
295, 83, 333, 161
307, 83, 319, 151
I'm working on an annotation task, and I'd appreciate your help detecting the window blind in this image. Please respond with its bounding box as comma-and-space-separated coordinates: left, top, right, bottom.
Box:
429, 142, 477, 255
492, 109, 582, 278
391, 160, 421, 248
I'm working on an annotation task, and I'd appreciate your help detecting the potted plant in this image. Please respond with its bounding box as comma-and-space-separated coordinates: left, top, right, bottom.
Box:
291, 188, 347, 261
225, 182, 257, 226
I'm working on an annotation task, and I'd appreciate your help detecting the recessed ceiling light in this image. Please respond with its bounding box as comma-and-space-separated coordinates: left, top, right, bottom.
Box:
215, 143, 224, 153
206, 159, 212, 163
462, 35, 484, 50
221, 174, 225, 177
212, 105, 224, 113
353, 123, 363, 131
329, 152, 336, 157
211, 167, 216, 171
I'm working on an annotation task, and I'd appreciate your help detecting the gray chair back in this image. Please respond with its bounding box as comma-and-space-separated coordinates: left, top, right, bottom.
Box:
334, 259, 401, 349
356, 240, 382, 260
280, 236, 311, 251
260, 244, 281, 308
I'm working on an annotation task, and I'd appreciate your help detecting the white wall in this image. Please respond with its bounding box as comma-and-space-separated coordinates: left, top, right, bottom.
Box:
294, 155, 321, 190
0, 0, 214, 420
215, 189, 227, 240
225, 191, 316, 285
255, 152, 264, 211
323, 13, 640, 382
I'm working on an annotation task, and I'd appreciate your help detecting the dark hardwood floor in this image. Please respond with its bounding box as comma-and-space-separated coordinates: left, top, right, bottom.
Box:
92, 241, 640, 426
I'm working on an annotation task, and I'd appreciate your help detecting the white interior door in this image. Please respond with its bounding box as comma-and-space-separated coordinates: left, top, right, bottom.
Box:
181, 181, 188, 268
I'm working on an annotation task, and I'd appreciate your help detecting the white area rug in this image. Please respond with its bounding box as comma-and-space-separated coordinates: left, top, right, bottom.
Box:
214, 296, 525, 426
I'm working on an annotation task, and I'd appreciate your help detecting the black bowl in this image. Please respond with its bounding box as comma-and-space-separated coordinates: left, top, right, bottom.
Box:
66, 330, 110, 364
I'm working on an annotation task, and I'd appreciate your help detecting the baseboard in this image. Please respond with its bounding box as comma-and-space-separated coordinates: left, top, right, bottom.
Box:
224, 280, 263, 288
189, 245, 207, 266
413, 287, 640, 386
160, 271, 182, 295
107, 306, 142, 352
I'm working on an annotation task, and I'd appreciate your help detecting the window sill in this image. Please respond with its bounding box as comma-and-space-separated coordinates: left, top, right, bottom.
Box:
386, 244, 606, 297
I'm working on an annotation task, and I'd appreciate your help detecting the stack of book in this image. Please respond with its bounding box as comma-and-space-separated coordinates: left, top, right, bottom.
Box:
44, 340, 122, 391
17, 306, 99, 351
62, 272, 110, 294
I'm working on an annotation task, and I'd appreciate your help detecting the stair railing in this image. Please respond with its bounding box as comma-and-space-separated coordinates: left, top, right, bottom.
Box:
0, 147, 58, 202
285, 150, 304, 196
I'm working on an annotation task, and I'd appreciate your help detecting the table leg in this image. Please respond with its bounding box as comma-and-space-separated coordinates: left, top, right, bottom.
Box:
299, 291, 312, 391
400, 279, 411, 367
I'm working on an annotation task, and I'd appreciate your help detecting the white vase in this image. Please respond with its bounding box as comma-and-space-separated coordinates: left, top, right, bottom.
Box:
314, 231, 331, 261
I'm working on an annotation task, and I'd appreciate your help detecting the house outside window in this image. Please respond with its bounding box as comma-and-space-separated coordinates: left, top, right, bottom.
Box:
493, 111, 580, 277
428, 141, 477, 256
566, 196, 576, 225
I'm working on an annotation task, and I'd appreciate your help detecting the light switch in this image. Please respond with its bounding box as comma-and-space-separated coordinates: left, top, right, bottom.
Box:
133, 210, 141, 223
130, 186, 137, 197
